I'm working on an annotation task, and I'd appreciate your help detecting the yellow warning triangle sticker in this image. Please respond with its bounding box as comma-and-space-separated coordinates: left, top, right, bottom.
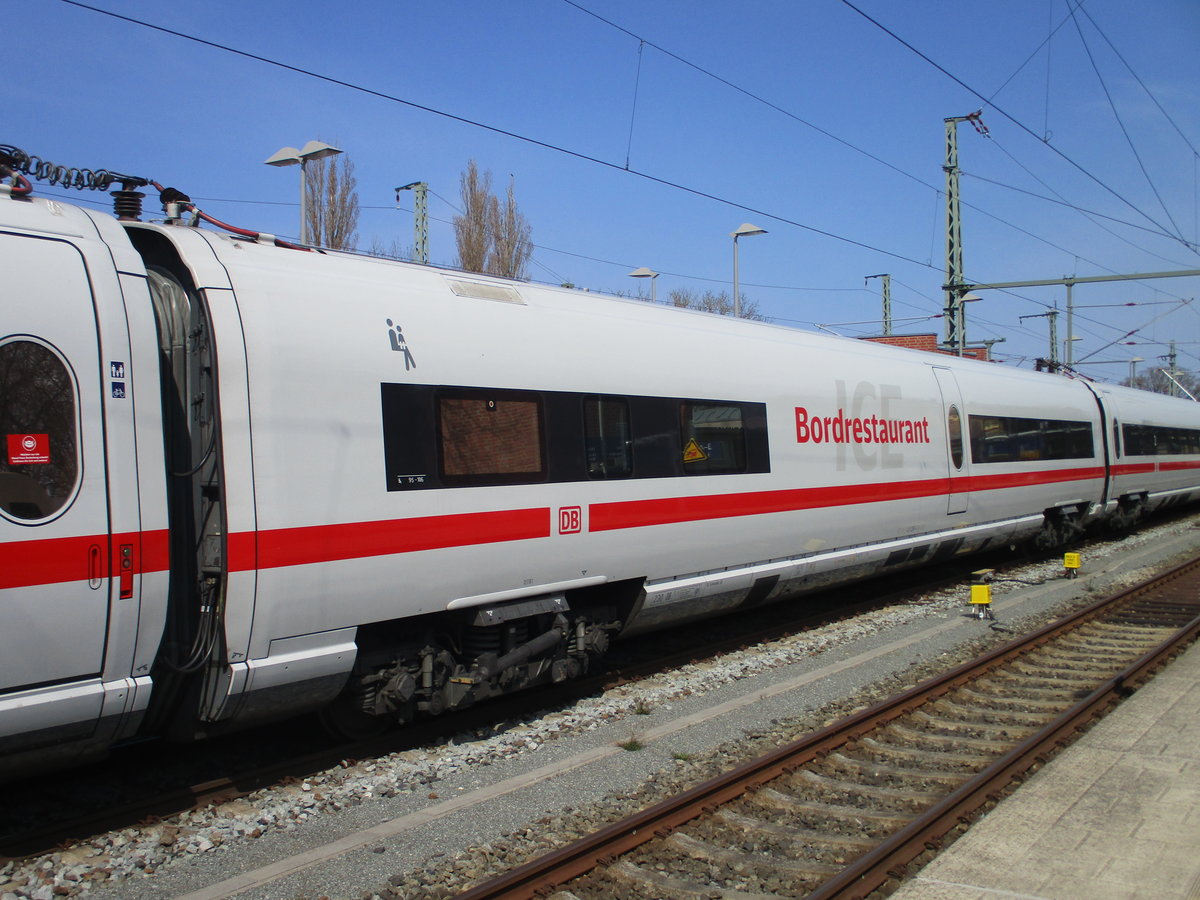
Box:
682, 438, 708, 462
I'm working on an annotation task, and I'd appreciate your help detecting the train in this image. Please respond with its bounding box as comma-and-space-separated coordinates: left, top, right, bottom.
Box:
3, 155, 1200, 779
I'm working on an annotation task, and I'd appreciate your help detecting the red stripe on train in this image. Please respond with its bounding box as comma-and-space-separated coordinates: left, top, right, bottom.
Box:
0, 529, 170, 590
0, 509, 551, 587
1112, 463, 1157, 476
227, 507, 552, 572
588, 478, 946, 532
961, 466, 1106, 492
588, 466, 1107, 532
1157, 460, 1200, 472
0, 459, 1186, 586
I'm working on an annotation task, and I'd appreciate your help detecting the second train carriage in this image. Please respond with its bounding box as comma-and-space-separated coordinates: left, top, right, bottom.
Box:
2, 183, 1200, 776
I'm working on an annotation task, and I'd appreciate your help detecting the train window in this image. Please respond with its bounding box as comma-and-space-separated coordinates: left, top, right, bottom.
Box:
1112, 421, 1121, 459
584, 397, 632, 478
680, 402, 747, 475
968, 415, 1094, 464
437, 390, 546, 485
1122, 423, 1200, 456
947, 405, 964, 470
0, 340, 80, 521
383, 383, 768, 489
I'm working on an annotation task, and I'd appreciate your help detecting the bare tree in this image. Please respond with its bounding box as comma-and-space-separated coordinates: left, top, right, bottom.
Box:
668, 287, 765, 320
305, 151, 359, 250
489, 178, 533, 279
453, 160, 533, 279
454, 160, 495, 273
1126, 368, 1199, 396
366, 236, 413, 261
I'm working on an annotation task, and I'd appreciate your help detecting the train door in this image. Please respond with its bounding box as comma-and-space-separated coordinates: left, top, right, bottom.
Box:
1081, 382, 1114, 508
932, 367, 969, 514
0, 234, 116, 697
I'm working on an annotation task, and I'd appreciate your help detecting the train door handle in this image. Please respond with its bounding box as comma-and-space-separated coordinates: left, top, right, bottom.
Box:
88, 544, 103, 590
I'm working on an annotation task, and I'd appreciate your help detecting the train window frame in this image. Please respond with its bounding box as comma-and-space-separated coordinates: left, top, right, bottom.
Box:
0, 338, 82, 523
968, 414, 1094, 464
680, 401, 748, 475
435, 388, 547, 486
583, 396, 632, 479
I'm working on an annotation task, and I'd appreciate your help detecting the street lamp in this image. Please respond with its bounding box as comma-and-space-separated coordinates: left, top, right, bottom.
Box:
1129, 356, 1144, 386
730, 223, 767, 318
1063, 335, 1082, 367
628, 267, 659, 302
957, 292, 982, 356
264, 140, 343, 244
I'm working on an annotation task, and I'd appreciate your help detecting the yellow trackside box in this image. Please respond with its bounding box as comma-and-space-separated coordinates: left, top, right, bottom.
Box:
1064, 552, 1081, 570
970, 583, 992, 605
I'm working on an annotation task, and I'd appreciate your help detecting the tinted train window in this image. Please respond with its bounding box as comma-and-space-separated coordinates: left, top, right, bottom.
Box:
382, 383, 769, 490
1122, 423, 1200, 456
969, 415, 1094, 464
437, 391, 545, 485
584, 397, 631, 478
0, 340, 79, 520
681, 402, 746, 475
947, 405, 964, 470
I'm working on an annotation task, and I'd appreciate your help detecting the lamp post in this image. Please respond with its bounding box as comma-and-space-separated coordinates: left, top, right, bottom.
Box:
730, 223, 767, 318
1063, 335, 1082, 367
957, 292, 982, 356
1129, 356, 1144, 386
628, 267, 659, 302
264, 140, 343, 244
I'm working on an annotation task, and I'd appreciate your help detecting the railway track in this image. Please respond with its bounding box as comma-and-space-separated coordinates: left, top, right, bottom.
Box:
453, 554, 1200, 900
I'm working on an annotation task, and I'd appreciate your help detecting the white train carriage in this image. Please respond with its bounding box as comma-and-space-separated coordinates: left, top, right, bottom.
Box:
1099, 384, 1200, 519
2, 182, 1200, 776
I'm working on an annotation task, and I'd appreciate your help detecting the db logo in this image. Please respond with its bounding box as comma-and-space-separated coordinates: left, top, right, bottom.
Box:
558, 506, 582, 535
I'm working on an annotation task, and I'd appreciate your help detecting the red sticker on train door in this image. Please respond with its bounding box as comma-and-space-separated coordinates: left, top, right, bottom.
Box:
7, 434, 50, 464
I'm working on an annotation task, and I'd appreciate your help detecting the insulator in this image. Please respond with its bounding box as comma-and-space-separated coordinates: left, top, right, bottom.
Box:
112, 189, 144, 221
158, 185, 191, 206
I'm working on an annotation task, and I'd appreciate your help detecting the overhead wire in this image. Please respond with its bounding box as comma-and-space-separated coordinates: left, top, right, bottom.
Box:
52, 0, 936, 272
981, 0, 1080, 115
28, 177, 1186, 365
835, 0, 1196, 253
60, 0, 1187, 286
49, 0, 1198, 364
1074, 5, 1200, 160
559, 0, 1196, 311
625, 40, 645, 170
1075, 298, 1194, 364
193, 190, 866, 297
1065, 3, 1187, 244
962, 167, 1199, 270
981, 0, 1200, 260
558, 0, 947, 198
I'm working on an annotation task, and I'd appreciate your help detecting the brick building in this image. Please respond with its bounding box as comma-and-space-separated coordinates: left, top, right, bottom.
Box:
859, 333, 991, 361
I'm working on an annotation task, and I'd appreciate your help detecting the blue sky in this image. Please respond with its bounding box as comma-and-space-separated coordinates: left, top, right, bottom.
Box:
10, 0, 1200, 379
